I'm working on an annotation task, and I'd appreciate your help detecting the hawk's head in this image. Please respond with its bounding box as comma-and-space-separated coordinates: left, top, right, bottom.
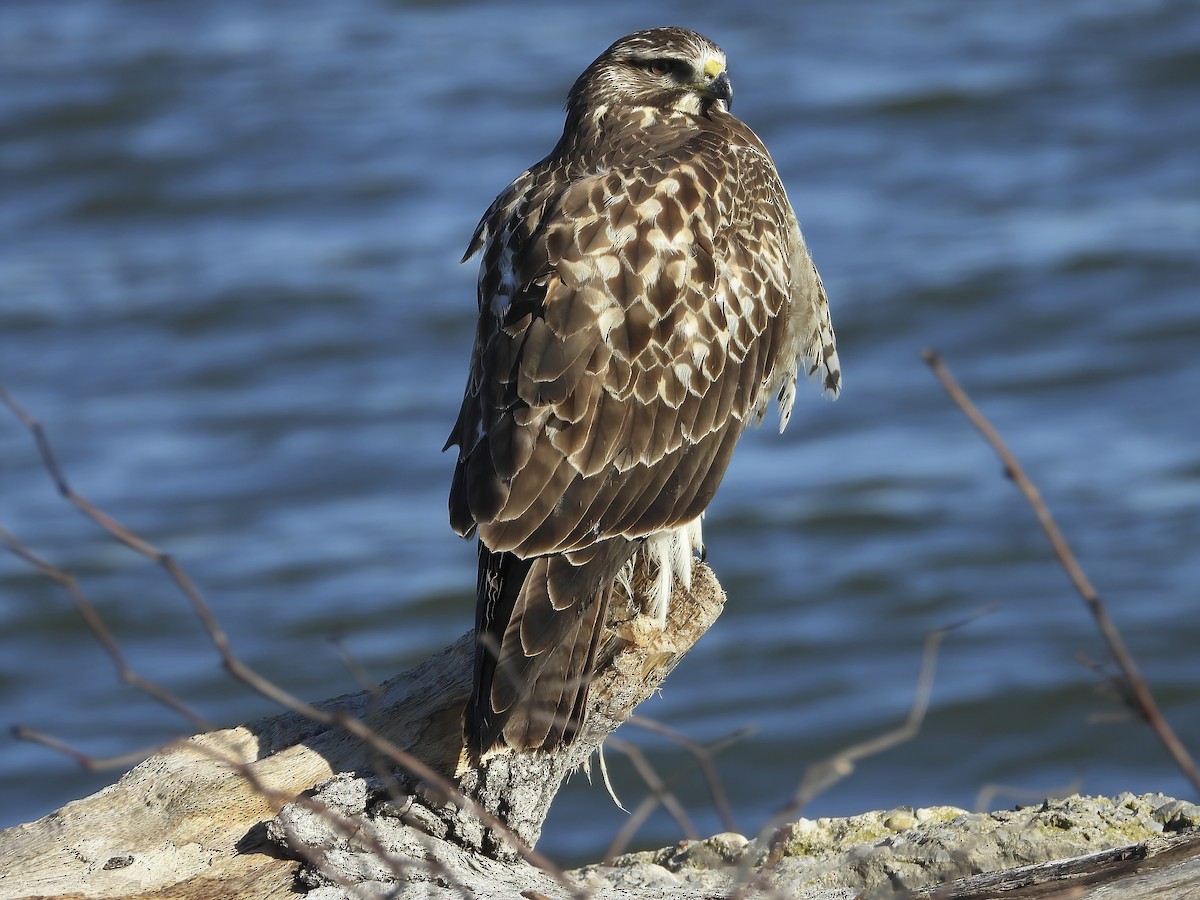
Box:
566, 27, 732, 121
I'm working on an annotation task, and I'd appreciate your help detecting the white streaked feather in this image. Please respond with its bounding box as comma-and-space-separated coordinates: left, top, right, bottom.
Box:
641, 516, 704, 628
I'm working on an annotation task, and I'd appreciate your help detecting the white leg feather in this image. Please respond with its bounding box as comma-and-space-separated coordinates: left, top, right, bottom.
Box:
641, 516, 703, 628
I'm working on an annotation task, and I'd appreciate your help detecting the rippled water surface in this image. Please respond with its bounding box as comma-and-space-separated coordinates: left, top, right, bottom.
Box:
2, 0, 1198, 864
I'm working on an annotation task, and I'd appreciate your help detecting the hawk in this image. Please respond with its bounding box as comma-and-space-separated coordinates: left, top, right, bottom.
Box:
446, 26, 840, 756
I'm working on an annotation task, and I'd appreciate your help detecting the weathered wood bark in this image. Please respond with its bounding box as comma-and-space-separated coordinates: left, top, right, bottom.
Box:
567, 797, 1200, 900
0, 562, 726, 899
3, 560, 1199, 900
901, 829, 1200, 899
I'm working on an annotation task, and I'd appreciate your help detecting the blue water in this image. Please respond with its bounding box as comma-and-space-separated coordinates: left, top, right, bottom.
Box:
2, 0, 1198, 865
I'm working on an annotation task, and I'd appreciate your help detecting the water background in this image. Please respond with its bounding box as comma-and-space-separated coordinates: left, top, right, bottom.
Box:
2, 0, 1198, 865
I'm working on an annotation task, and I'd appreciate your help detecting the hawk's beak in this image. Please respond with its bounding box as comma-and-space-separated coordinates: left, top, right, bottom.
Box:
705, 70, 733, 108
700, 63, 729, 108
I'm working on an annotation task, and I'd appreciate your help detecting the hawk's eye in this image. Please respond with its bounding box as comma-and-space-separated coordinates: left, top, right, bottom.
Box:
645, 59, 676, 78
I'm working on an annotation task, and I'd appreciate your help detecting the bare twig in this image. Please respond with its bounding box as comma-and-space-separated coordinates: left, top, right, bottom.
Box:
0, 525, 212, 733
728, 613, 978, 900
0, 532, 424, 895
921, 349, 1200, 795
331, 636, 384, 701
626, 716, 744, 834
1, 384, 586, 898
11, 726, 175, 772
600, 724, 754, 862
601, 736, 702, 861
974, 777, 1082, 814
777, 613, 980, 826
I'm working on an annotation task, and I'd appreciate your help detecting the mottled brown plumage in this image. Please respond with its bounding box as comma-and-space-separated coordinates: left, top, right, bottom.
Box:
446, 27, 841, 755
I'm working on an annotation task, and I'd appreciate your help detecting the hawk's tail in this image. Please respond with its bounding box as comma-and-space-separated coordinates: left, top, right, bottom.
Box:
468, 539, 636, 756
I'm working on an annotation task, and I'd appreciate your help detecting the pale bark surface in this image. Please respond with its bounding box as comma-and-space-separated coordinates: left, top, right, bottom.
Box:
0, 562, 726, 899
1, 561, 1198, 900
573, 793, 1200, 899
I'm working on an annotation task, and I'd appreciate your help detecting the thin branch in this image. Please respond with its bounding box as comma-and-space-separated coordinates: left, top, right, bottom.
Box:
600, 724, 754, 862
0, 525, 212, 733
921, 349, 1200, 795
626, 716, 743, 835
11, 726, 173, 772
728, 614, 975, 900
331, 636, 384, 701
601, 736, 702, 860
973, 777, 1083, 814
777, 613, 977, 825
1, 384, 587, 899
602, 791, 664, 865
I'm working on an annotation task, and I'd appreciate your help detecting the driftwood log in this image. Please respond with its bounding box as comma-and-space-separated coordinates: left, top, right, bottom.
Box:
2, 557, 1199, 899
0, 561, 726, 899
571, 805, 1200, 900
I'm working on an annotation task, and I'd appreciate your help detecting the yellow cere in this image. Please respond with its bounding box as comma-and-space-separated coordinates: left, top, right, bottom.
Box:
703, 58, 725, 78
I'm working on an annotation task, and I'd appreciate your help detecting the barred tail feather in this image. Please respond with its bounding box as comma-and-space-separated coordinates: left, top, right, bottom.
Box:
468, 539, 635, 755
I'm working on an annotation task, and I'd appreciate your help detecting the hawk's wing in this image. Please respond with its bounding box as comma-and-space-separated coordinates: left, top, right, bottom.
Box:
447, 113, 827, 751
450, 120, 797, 555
